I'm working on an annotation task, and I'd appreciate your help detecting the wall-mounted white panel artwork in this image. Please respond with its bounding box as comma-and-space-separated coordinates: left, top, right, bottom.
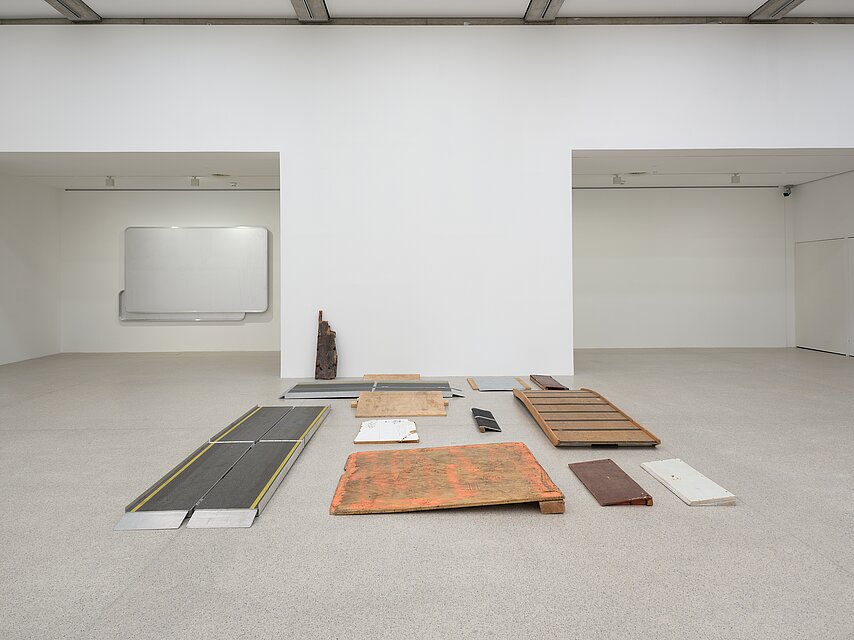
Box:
794, 239, 848, 355
124, 227, 268, 315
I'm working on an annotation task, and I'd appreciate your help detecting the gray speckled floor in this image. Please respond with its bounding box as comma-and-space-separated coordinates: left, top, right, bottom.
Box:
0, 349, 852, 639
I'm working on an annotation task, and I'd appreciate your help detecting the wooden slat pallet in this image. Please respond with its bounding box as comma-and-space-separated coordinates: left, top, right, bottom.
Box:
330, 442, 565, 515
513, 388, 660, 447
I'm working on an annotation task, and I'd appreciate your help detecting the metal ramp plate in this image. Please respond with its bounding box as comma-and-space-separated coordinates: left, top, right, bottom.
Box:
282, 381, 463, 399
191, 440, 304, 526
117, 442, 251, 530
114, 510, 188, 531
208, 406, 293, 443
186, 509, 257, 529
259, 405, 329, 443
281, 382, 374, 399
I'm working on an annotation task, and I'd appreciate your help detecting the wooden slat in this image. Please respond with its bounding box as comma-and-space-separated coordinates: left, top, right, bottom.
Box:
524, 390, 594, 397
529, 398, 607, 406
549, 421, 639, 430
532, 404, 613, 412
536, 412, 625, 421
554, 430, 659, 443
467, 377, 480, 391
364, 373, 421, 381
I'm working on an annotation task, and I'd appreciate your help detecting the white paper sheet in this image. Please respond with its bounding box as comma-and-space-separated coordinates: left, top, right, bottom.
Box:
354, 419, 419, 444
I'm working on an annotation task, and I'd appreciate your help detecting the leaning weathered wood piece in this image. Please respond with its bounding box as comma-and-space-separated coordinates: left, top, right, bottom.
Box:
568, 459, 653, 505
530, 375, 569, 390
330, 442, 564, 515
513, 388, 661, 447
354, 391, 447, 417
315, 310, 337, 380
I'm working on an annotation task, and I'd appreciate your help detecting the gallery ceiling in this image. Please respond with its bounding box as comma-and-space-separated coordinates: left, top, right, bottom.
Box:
1, 0, 852, 22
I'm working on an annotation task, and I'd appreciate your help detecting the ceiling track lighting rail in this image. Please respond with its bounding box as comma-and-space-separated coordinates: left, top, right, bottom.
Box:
749, 0, 807, 22
290, 0, 330, 23
42, 0, 101, 23
525, 0, 565, 23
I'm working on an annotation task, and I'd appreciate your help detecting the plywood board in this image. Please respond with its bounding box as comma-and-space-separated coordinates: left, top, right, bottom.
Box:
568, 459, 652, 506
642, 458, 735, 506
467, 376, 531, 391
364, 374, 421, 381
513, 388, 660, 447
330, 442, 564, 515
354, 419, 419, 444
354, 391, 447, 417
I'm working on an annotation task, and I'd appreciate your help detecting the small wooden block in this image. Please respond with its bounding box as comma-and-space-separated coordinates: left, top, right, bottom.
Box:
539, 500, 565, 514
354, 391, 447, 418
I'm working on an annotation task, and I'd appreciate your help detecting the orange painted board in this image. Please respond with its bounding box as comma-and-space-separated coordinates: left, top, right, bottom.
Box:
330, 442, 564, 515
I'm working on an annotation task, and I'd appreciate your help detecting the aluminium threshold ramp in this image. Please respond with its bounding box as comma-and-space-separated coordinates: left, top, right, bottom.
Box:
188, 405, 329, 528
282, 380, 464, 399
116, 405, 329, 531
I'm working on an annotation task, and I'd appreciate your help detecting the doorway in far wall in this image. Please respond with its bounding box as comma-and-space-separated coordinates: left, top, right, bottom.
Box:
571, 148, 854, 359
0, 151, 281, 366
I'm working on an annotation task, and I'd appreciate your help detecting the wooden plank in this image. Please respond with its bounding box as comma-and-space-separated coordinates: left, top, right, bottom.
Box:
642, 458, 735, 506
568, 459, 653, 506
548, 421, 639, 430
530, 375, 569, 390
514, 377, 532, 390
363, 374, 420, 381
529, 399, 608, 407
532, 404, 614, 412
330, 442, 564, 515
554, 430, 659, 443
535, 412, 625, 421
467, 377, 480, 391
354, 391, 446, 418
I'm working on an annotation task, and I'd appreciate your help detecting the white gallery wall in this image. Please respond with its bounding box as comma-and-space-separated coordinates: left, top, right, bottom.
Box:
60, 190, 280, 353
790, 171, 854, 355
1, 25, 853, 375
0, 174, 61, 365
573, 188, 788, 348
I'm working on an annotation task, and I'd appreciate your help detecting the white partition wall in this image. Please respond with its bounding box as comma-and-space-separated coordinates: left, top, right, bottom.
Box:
1, 25, 854, 374
0, 175, 61, 365
794, 239, 848, 355
791, 171, 854, 356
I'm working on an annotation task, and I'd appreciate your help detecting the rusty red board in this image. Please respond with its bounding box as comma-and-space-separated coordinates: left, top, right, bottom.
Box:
330, 442, 565, 515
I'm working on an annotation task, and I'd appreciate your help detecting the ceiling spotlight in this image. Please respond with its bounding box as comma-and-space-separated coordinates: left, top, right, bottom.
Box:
105, 176, 115, 187
190, 176, 200, 188
731, 173, 741, 184
612, 174, 626, 185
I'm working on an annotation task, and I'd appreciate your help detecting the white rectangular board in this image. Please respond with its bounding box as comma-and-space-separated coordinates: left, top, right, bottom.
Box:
354, 419, 419, 444
641, 459, 735, 506
124, 226, 268, 314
